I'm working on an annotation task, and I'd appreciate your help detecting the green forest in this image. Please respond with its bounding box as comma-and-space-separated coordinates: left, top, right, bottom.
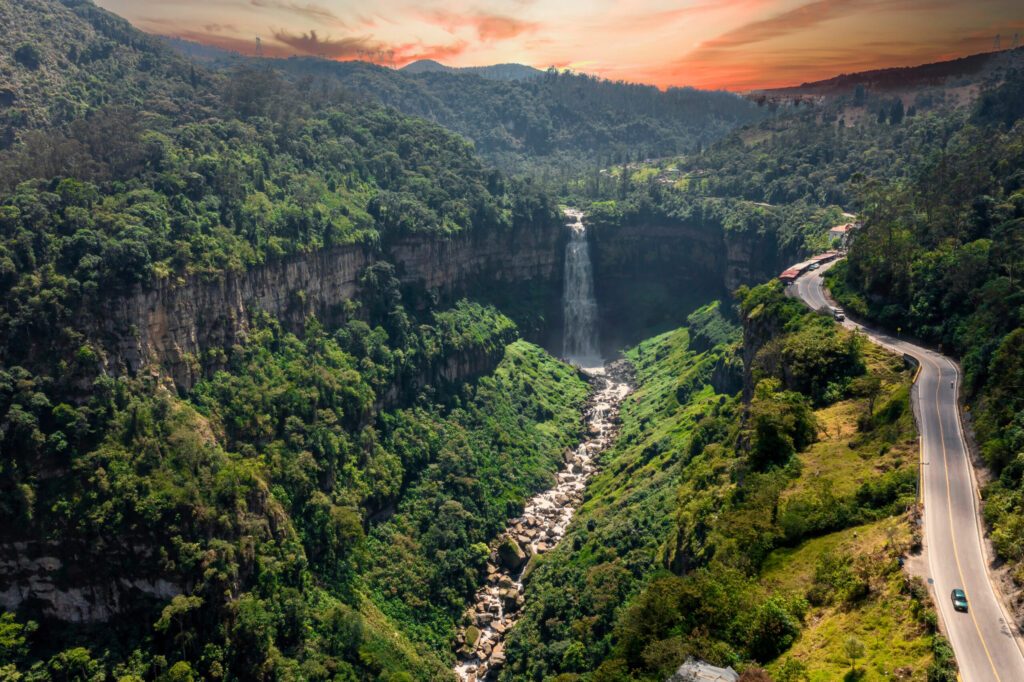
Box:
2, 0, 1024, 680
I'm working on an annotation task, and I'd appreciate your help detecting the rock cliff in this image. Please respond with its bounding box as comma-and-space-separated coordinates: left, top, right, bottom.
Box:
86, 222, 565, 391
589, 221, 790, 354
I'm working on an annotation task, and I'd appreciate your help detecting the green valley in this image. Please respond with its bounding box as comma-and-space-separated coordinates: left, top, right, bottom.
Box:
2, 1, 1024, 680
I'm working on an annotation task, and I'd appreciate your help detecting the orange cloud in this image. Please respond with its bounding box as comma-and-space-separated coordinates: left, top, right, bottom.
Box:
100, 0, 1024, 91
425, 10, 540, 42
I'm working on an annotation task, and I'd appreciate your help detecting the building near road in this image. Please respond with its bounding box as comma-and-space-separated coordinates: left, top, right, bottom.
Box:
829, 222, 858, 246
778, 251, 841, 284
668, 658, 739, 682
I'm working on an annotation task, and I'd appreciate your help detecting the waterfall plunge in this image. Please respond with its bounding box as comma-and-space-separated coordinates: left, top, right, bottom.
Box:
562, 211, 601, 367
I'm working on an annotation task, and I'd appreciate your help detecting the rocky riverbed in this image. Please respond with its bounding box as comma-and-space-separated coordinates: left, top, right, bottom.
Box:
453, 359, 634, 681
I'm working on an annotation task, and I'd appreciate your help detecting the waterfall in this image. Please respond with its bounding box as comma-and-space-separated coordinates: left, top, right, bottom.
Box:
562, 210, 600, 366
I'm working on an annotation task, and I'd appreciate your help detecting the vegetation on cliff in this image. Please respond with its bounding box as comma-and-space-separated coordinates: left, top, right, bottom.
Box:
0, 297, 587, 678
1, 1, 1018, 680
0, 2, 585, 678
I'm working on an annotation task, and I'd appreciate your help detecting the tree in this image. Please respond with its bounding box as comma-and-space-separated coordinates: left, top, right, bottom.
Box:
776, 658, 810, 682
0, 612, 36, 663
14, 43, 42, 69
749, 598, 801, 660
853, 84, 866, 107
843, 635, 865, 670
850, 375, 883, 430
889, 99, 905, 125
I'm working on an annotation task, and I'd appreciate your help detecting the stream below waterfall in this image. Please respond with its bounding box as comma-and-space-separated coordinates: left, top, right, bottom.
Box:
453, 362, 633, 681
453, 209, 631, 681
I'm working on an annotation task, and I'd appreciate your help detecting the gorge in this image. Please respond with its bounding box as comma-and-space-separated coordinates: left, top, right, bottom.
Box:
5, 3, 1013, 678
454, 210, 631, 681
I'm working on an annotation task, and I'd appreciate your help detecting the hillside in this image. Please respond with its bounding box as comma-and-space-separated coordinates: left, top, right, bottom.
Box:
0, 0, 211, 147
3, 0, 1022, 680
163, 47, 767, 173
502, 294, 948, 679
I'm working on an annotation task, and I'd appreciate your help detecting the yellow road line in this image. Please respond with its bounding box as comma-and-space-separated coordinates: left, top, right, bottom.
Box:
943, 356, 1024, 661
926, 352, 1002, 681
811, 266, 1008, 679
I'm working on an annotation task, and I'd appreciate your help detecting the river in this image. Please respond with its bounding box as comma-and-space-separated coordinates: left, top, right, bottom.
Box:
453, 362, 633, 680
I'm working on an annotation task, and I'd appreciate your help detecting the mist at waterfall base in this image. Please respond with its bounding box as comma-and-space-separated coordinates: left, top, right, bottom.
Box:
562, 211, 602, 371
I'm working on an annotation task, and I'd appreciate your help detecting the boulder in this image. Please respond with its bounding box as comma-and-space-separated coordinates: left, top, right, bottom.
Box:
490, 643, 506, 671
497, 537, 527, 571
500, 590, 519, 613
465, 625, 481, 649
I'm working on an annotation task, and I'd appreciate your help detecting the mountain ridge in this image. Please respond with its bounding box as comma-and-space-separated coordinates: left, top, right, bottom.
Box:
755, 46, 1024, 96
400, 58, 545, 81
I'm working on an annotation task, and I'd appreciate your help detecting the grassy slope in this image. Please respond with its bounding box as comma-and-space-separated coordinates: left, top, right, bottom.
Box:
761, 520, 931, 681
499, 326, 731, 680
503, 307, 940, 679
762, 346, 933, 680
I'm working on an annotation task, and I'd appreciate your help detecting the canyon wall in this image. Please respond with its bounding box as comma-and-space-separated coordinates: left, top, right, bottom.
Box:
589, 221, 790, 354
3, 217, 797, 624
77, 215, 789, 390
85, 221, 566, 391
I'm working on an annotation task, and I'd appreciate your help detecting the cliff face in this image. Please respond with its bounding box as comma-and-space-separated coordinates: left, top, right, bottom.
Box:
86, 222, 565, 390
0, 541, 183, 623
589, 222, 789, 354
79, 216, 788, 390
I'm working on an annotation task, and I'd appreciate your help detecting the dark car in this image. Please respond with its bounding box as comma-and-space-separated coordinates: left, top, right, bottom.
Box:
951, 588, 969, 612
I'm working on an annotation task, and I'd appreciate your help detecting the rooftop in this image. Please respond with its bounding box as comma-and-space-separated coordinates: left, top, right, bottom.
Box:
669, 658, 739, 682
829, 222, 856, 233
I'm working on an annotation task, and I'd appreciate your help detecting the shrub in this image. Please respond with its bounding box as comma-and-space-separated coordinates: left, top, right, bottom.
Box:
14, 44, 42, 69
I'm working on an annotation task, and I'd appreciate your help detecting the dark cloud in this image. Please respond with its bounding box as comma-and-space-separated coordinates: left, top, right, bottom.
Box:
272, 29, 385, 58
169, 28, 289, 56
270, 28, 468, 65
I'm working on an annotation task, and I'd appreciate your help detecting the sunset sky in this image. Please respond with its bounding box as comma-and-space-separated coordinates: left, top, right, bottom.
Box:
94, 0, 1024, 91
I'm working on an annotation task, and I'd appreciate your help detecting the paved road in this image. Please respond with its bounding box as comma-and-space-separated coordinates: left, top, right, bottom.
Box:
792, 263, 1024, 682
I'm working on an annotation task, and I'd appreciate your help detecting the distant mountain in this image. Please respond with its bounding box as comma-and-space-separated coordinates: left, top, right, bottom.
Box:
162, 36, 247, 64
168, 54, 766, 170
757, 47, 1024, 97
401, 59, 545, 81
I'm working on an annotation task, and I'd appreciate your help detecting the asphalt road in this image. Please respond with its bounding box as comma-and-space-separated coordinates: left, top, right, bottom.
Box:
792, 263, 1024, 682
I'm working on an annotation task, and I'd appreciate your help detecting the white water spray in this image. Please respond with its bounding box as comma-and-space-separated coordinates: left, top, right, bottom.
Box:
562, 210, 600, 366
